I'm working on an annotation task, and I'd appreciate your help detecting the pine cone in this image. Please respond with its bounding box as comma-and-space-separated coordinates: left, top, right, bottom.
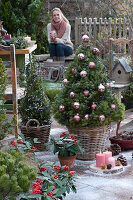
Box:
115, 160, 121, 166
117, 154, 127, 166
101, 164, 106, 169
108, 143, 121, 156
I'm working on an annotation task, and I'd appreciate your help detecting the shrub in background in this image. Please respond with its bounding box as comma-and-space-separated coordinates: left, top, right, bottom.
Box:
0, 0, 50, 54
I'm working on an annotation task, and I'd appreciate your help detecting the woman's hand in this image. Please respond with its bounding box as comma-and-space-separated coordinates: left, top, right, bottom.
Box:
50, 31, 57, 42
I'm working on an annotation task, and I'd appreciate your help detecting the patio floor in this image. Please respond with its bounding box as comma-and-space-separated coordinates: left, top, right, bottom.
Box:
1, 110, 133, 200
35, 110, 133, 200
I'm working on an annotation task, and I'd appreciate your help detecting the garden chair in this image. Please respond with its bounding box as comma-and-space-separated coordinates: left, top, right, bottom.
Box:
109, 38, 133, 76
0, 44, 18, 137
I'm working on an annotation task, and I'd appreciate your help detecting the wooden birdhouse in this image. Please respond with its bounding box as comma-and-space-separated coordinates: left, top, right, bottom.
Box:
112, 58, 133, 84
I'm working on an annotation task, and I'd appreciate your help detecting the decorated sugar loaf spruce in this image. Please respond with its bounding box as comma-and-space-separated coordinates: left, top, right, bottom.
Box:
52, 35, 125, 160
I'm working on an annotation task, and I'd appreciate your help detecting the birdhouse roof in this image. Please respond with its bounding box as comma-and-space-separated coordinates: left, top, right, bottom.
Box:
114, 58, 133, 73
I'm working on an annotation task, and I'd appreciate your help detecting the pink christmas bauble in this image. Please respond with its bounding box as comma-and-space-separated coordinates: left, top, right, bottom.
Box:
80, 70, 87, 77
59, 105, 65, 112
82, 35, 89, 42
73, 102, 80, 109
91, 103, 97, 110
92, 48, 100, 55
73, 114, 80, 122
84, 114, 89, 120
63, 79, 68, 85
83, 90, 90, 97
69, 92, 75, 98
99, 115, 105, 122
98, 83, 105, 92
72, 68, 77, 73
89, 62, 95, 69
78, 53, 85, 60
110, 104, 116, 110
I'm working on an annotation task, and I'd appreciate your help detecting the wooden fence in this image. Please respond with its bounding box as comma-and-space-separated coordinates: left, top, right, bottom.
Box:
75, 17, 133, 57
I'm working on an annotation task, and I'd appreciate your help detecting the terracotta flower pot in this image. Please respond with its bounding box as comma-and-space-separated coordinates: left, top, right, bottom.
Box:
58, 154, 77, 170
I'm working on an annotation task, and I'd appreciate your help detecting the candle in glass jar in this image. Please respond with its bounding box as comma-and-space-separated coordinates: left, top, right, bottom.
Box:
24, 36, 31, 42
103, 151, 112, 165
108, 157, 115, 168
96, 152, 105, 167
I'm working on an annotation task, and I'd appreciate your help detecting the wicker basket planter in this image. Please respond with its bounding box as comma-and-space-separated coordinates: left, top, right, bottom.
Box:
20, 119, 51, 151
68, 126, 109, 160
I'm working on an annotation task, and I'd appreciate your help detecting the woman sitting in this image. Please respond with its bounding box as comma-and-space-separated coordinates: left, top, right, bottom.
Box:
47, 7, 73, 62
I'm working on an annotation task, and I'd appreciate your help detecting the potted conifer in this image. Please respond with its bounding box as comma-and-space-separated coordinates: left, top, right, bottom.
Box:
52, 35, 125, 160
19, 59, 51, 151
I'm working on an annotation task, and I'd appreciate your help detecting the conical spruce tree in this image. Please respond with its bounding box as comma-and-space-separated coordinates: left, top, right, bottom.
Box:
52, 35, 125, 128
19, 60, 50, 126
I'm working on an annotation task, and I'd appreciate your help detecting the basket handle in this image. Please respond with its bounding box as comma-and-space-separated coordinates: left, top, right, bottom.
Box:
26, 119, 40, 132
116, 120, 121, 136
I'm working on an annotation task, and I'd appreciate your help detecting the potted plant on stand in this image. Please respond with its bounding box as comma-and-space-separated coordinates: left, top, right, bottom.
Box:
52, 35, 125, 160
19, 59, 51, 151
47, 132, 84, 170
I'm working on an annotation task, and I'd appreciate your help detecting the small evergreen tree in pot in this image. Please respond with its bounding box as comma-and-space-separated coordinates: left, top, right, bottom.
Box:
52, 35, 125, 160
19, 60, 51, 150
19, 60, 50, 126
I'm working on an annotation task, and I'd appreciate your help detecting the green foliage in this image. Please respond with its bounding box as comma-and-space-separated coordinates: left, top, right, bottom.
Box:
45, 88, 62, 103
19, 60, 51, 126
47, 132, 84, 157
0, 37, 29, 49
0, 0, 50, 54
0, 59, 15, 141
52, 42, 125, 128
0, 150, 37, 200
21, 161, 77, 200
122, 73, 133, 102
9, 133, 40, 157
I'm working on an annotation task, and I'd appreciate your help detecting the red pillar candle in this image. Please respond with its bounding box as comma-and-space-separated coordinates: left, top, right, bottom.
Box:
96, 153, 105, 167
103, 151, 112, 165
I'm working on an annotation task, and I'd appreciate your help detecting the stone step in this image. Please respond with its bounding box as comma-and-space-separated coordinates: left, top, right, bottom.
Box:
38, 61, 65, 82
34, 54, 75, 62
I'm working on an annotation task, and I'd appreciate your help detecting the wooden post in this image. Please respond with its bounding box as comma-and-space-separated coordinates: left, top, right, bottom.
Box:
109, 38, 113, 78
93, 18, 97, 45
84, 17, 87, 35
89, 18, 92, 39
10, 44, 18, 138
130, 40, 133, 70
